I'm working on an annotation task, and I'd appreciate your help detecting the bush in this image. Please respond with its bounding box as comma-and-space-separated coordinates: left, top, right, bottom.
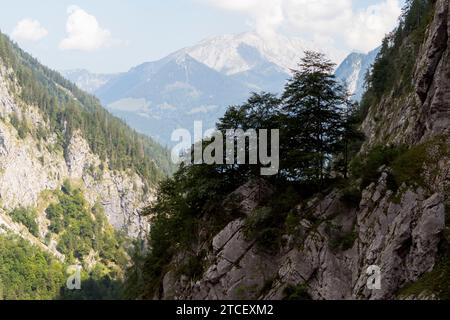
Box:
46, 182, 127, 265
0, 234, 65, 300
9, 207, 39, 237
177, 254, 205, 281
244, 207, 280, 252
330, 230, 357, 251
283, 284, 311, 300
390, 142, 431, 187
9, 113, 29, 139
243, 187, 301, 252
352, 139, 447, 192
351, 145, 405, 190
340, 186, 362, 207
285, 211, 300, 235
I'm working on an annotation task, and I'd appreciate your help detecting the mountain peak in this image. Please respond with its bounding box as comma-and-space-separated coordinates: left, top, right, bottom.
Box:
335, 47, 380, 101
177, 31, 316, 75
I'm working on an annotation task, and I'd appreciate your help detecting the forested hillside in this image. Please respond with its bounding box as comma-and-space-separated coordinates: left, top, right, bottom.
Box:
0, 31, 172, 299
0, 32, 173, 180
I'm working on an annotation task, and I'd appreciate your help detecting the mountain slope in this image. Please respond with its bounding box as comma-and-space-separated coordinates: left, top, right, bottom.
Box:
360, 0, 448, 150
0, 32, 172, 299
95, 53, 251, 144
335, 47, 380, 101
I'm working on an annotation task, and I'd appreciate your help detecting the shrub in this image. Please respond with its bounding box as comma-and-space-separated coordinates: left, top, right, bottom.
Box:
9, 207, 39, 237
340, 186, 362, 207
390, 143, 430, 187
244, 187, 300, 252
244, 207, 280, 252
0, 234, 65, 300
46, 182, 128, 266
9, 113, 29, 139
285, 211, 300, 235
332, 231, 358, 251
177, 254, 205, 281
351, 145, 405, 190
283, 284, 311, 300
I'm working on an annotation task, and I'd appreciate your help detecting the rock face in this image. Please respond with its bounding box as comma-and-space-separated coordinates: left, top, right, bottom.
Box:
0, 62, 152, 252
416, 0, 450, 142
362, 0, 450, 150
159, 175, 445, 300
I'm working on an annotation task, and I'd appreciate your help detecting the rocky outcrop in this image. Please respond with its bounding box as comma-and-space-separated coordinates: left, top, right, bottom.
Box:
64, 133, 153, 238
159, 173, 445, 300
416, 0, 450, 141
362, 0, 450, 149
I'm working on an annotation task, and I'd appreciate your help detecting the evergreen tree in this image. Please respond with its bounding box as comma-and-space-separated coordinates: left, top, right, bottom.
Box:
336, 99, 365, 179
280, 51, 347, 185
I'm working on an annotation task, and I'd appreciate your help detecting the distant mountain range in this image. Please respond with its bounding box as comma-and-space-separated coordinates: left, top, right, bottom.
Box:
63, 32, 378, 145
61, 69, 120, 93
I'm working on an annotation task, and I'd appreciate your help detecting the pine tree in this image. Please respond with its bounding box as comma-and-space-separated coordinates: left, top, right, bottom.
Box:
281, 51, 347, 185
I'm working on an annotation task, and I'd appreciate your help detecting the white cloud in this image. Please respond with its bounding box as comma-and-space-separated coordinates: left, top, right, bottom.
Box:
59, 5, 118, 51
202, 0, 402, 56
12, 19, 48, 42
205, 0, 283, 38
187, 105, 219, 115
346, 0, 402, 51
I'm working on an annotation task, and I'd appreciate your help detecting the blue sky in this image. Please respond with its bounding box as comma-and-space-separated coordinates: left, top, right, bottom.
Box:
0, 0, 405, 73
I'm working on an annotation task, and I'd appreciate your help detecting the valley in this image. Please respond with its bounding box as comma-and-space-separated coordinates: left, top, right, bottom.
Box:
1, 0, 449, 303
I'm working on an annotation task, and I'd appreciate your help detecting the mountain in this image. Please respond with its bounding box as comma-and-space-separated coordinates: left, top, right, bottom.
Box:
335, 47, 380, 101
95, 53, 251, 144
128, 0, 450, 300
91, 32, 318, 146
62, 69, 119, 93
0, 31, 172, 299
179, 31, 315, 76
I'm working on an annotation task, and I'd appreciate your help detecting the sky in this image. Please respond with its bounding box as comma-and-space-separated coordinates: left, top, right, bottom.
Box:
0, 0, 405, 74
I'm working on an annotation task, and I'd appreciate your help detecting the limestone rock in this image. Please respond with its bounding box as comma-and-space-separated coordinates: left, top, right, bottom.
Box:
0, 58, 153, 259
